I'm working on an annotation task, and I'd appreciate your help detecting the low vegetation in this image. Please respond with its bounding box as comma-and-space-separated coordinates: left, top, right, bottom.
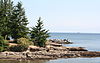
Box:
9, 45, 28, 52
0, 36, 9, 52
17, 38, 33, 46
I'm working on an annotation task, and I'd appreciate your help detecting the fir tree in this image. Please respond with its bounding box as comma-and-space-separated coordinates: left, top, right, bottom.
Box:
11, 2, 29, 39
0, 0, 14, 39
30, 17, 50, 47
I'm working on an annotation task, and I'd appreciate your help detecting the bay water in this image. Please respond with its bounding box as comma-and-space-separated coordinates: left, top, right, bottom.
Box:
0, 33, 100, 63
49, 33, 100, 51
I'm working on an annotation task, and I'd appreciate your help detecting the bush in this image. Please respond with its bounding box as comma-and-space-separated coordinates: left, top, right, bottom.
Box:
0, 36, 9, 52
9, 45, 28, 52
0, 36, 8, 46
0, 47, 4, 52
0, 36, 4, 46
17, 38, 33, 46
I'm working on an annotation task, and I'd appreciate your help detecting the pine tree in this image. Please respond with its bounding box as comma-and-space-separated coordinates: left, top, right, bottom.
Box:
30, 17, 50, 47
0, 0, 29, 40
0, 0, 14, 39
11, 2, 29, 39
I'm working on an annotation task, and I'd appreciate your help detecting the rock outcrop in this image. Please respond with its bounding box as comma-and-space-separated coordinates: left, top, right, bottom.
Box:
0, 45, 99, 60
0, 51, 100, 60
0, 39, 99, 60
48, 39, 73, 44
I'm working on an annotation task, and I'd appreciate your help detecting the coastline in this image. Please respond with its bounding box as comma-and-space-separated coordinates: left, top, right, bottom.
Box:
0, 39, 100, 61
0, 51, 100, 61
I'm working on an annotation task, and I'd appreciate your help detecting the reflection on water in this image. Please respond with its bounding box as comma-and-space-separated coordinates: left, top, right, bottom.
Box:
0, 60, 48, 63
0, 58, 100, 63
47, 58, 100, 63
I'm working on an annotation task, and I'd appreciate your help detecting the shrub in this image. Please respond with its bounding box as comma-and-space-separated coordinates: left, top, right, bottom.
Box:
0, 47, 4, 52
0, 36, 8, 46
0, 36, 9, 52
9, 45, 28, 52
0, 36, 4, 46
17, 38, 33, 46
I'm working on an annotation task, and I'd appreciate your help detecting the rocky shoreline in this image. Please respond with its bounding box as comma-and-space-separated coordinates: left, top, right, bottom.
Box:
0, 46, 100, 60
0, 39, 100, 60
0, 51, 100, 60
48, 39, 73, 44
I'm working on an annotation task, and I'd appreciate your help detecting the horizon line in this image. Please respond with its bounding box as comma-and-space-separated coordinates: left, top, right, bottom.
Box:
49, 32, 100, 34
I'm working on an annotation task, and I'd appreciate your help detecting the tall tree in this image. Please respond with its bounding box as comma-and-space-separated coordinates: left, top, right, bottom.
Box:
0, 0, 14, 39
30, 17, 49, 47
10, 2, 29, 39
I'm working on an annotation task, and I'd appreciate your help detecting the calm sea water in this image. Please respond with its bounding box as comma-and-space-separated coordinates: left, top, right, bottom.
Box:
49, 33, 100, 51
0, 33, 100, 63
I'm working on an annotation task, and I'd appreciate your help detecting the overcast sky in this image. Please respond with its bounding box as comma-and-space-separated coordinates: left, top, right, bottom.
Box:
14, 0, 100, 33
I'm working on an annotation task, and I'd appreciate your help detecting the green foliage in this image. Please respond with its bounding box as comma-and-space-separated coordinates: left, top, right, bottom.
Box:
10, 2, 29, 39
0, 35, 4, 41
30, 17, 50, 47
0, 0, 29, 40
0, 0, 14, 39
0, 47, 4, 52
0, 36, 8, 47
0, 36, 9, 52
9, 37, 32, 52
17, 37, 33, 46
9, 45, 28, 52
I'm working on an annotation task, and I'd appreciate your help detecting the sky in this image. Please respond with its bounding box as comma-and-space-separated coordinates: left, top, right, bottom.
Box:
14, 0, 100, 33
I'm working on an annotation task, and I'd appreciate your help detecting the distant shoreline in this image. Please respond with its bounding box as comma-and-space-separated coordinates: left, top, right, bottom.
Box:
49, 32, 100, 34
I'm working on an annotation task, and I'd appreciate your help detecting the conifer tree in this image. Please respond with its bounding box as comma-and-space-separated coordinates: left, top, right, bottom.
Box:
0, 0, 13, 39
30, 17, 49, 47
10, 2, 29, 39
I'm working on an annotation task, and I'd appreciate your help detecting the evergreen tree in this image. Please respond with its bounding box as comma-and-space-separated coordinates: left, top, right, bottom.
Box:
0, 0, 14, 39
10, 2, 29, 39
30, 17, 49, 47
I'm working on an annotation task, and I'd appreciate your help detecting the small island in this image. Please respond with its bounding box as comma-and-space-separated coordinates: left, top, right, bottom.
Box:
0, 0, 100, 61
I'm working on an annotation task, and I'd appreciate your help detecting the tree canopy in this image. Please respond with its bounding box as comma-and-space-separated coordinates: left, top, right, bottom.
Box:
30, 17, 49, 47
0, 0, 29, 40
0, 0, 14, 39
0, 0, 50, 48
10, 2, 29, 39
